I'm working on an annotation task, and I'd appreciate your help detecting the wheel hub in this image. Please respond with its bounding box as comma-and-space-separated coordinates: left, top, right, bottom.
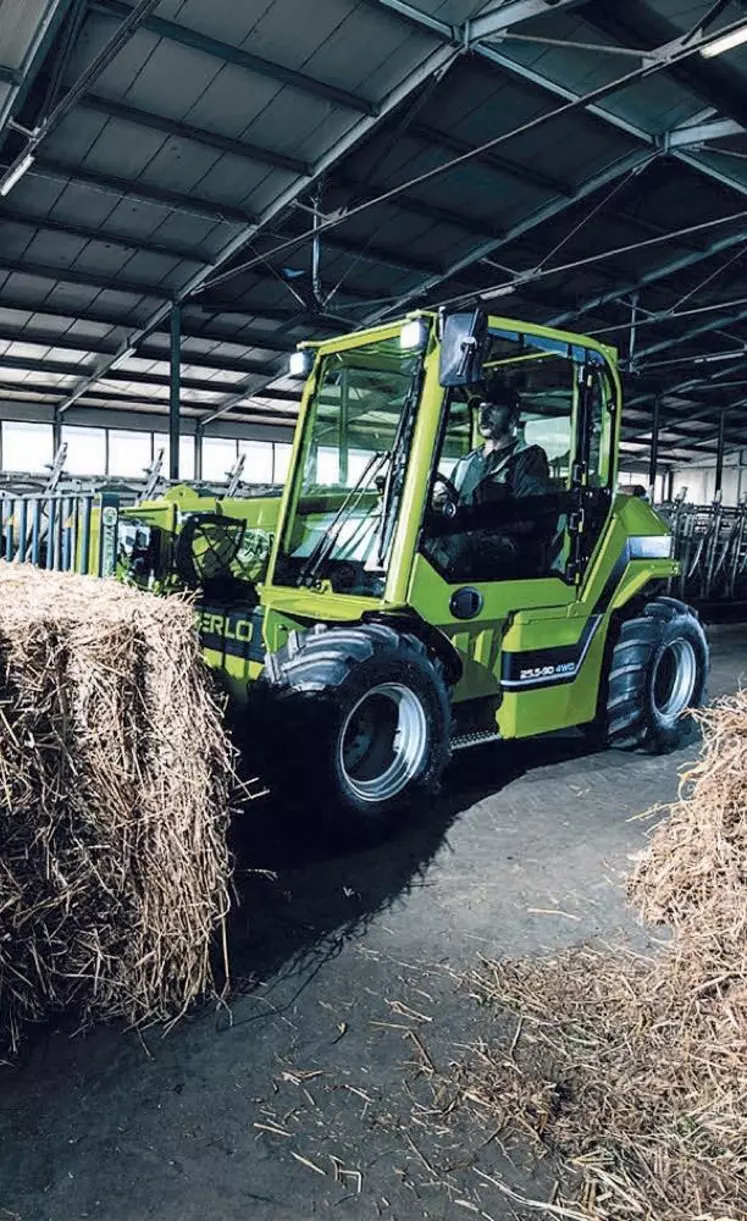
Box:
339, 683, 428, 804
652, 637, 697, 725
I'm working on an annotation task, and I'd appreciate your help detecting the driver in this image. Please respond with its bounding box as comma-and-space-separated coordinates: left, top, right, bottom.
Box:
452, 384, 550, 506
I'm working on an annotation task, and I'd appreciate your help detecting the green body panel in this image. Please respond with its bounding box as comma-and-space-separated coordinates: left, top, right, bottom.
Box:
109, 312, 680, 741
129, 484, 282, 534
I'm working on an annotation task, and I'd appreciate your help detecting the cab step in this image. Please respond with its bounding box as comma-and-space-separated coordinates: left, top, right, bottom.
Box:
451, 728, 502, 751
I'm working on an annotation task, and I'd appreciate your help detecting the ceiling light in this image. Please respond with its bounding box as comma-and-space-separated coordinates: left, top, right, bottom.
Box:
0, 152, 34, 198
701, 23, 747, 58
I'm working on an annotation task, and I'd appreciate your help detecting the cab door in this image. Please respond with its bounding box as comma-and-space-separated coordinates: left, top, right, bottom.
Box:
408, 327, 615, 740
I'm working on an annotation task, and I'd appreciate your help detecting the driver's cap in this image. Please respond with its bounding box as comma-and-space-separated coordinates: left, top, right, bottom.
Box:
469, 382, 521, 416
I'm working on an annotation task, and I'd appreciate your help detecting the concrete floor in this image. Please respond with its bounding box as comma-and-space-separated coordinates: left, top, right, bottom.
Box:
1, 626, 744, 1221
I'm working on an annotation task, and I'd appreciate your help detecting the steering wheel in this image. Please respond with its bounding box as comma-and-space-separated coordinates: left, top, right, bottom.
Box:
432, 471, 460, 519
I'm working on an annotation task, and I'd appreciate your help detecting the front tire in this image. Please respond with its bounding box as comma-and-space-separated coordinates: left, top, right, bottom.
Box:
261, 624, 451, 840
604, 596, 708, 753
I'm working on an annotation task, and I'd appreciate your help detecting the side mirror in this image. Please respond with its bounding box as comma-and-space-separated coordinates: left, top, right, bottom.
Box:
439, 309, 488, 387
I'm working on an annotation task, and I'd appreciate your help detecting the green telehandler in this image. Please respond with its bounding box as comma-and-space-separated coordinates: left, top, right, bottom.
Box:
117, 309, 708, 836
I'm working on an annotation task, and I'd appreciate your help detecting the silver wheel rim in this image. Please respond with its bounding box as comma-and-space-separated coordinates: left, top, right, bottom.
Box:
339, 683, 428, 804
652, 638, 698, 724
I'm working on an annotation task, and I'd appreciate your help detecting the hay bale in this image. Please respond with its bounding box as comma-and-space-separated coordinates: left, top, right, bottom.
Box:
0, 564, 234, 1053
444, 697, 747, 1221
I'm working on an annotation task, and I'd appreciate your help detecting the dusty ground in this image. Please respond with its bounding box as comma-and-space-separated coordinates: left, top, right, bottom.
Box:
1, 626, 744, 1221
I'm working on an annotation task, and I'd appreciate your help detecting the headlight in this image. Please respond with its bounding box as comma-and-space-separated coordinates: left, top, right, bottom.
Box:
289, 349, 313, 378
400, 318, 428, 351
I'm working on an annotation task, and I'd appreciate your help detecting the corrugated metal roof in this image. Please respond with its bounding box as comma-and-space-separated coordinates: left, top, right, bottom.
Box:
0, 0, 57, 68
1, 0, 747, 458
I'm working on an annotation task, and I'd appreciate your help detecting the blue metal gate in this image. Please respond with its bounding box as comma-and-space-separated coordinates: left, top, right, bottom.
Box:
0, 490, 120, 577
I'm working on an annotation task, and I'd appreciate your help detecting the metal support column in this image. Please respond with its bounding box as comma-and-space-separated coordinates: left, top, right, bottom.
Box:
169, 303, 181, 481
648, 392, 661, 500
195, 423, 204, 481
715, 409, 726, 497
52, 407, 62, 453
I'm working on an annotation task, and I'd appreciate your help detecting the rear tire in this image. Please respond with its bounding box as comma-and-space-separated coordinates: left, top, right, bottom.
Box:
260, 623, 451, 841
603, 596, 708, 754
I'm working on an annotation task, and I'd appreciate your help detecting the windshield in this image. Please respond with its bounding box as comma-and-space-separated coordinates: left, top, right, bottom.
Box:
274, 333, 424, 596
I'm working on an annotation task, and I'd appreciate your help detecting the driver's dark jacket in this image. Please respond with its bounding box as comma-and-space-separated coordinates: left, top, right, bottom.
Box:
452, 441, 550, 506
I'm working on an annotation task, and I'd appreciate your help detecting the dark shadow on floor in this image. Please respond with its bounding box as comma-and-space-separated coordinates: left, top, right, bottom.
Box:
223, 731, 592, 1000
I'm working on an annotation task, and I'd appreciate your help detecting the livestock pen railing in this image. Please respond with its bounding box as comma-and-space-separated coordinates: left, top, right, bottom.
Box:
659, 494, 747, 604
0, 490, 121, 576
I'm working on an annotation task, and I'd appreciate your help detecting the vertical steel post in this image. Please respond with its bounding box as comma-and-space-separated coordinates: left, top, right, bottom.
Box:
53, 497, 62, 571
46, 498, 56, 569
715, 409, 726, 497
52, 408, 62, 454
628, 291, 639, 371
4, 498, 13, 561
62, 497, 72, 571
17, 497, 27, 563
80, 496, 92, 575
648, 392, 661, 500
31, 499, 41, 565
169, 303, 181, 482
195, 423, 204, 481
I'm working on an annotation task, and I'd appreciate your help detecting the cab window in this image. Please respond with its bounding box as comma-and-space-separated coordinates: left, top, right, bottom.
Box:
422, 329, 608, 586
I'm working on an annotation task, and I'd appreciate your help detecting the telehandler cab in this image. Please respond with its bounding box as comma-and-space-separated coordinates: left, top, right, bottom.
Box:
118, 309, 708, 835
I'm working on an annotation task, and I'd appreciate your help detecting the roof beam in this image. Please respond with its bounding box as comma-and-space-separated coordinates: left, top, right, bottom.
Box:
0, 327, 113, 355
468, 0, 587, 42
471, 43, 653, 144
104, 368, 259, 394
549, 229, 747, 327
0, 255, 170, 300
586, 0, 747, 130
369, 0, 653, 144
33, 156, 252, 225
0, 0, 71, 136
362, 148, 653, 322
318, 232, 442, 279
0, 295, 132, 329
635, 306, 747, 362
410, 121, 571, 196
673, 149, 747, 199
0, 205, 211, 265
0, 376, 296, 409
668, 116, 745, 148
0, 357, 274, 394
371, 0, 747, 219
0, 325, 285, 372
333, 170, 504, 239
179, 322, 297, 353
0, 353, 91, 377
0, 297, 298, 356
81, 94, 310, 176
90, 0, 375, 115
